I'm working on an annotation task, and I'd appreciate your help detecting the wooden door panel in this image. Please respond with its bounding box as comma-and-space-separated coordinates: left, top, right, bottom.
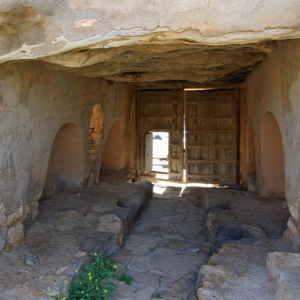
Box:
169, 131, 183, 181
144, 133, 153, 173
137, 89, 183, 181
185, 89, 238, 185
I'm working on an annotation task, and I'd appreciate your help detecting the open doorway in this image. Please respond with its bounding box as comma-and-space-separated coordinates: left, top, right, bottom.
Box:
152, 132, 169, 173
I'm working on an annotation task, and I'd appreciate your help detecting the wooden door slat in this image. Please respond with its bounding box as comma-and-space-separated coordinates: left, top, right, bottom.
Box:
185, 89, 239, 185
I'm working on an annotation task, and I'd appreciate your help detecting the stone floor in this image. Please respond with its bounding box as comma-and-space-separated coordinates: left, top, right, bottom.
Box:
197, 188, 295, 300
0, 174, 152, 300
110, 185, 212, 300
0, 175, 296, 300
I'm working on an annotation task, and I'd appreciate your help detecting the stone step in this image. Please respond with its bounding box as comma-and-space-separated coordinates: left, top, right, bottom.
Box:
266, 252, 300, 300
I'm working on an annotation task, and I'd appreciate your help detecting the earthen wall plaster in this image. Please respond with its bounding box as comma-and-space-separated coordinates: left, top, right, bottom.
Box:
246, 39, 300, 244
0, 62, 135, 250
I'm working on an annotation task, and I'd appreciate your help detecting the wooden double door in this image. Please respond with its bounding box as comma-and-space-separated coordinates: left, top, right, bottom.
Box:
137, 88, 239, 185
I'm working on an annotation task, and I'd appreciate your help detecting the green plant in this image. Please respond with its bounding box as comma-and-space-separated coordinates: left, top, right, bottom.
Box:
116, 273, 133, 285
151, 292, 162, 299
68, 253, 118, 300
149, 247, 155, 252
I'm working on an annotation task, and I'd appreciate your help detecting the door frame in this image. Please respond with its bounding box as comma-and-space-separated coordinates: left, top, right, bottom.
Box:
136, 88, 240, 186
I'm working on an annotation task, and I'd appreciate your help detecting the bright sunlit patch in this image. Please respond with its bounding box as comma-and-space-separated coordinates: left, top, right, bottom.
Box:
153, 185, 167, 195
179, 186, 186, 197
155, 173, 169, 180
188, 183, 216, 188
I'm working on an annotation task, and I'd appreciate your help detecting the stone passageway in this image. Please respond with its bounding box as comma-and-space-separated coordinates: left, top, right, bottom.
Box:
0, 176, 295, 300
111, 185, 212, 300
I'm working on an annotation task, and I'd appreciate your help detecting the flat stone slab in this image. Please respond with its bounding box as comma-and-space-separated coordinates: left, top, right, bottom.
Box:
127, 256, 153, 272
155, 255, 200, 280
127, 270, 161, 287
124, 235, 162, 254
266, 252, 300, 300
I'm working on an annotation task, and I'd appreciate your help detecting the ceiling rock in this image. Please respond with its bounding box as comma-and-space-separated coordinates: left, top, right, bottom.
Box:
42, 42, 277, 86
0, 0, 300, 85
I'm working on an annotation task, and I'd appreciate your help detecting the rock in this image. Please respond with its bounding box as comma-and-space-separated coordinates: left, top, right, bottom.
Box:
132, 222, 173, 235
241, 225, 268, 238
198, 265, 235, 279
284, 228, 295, 243
0, 225, 8, 252
56, 266, 70, 274
31, 208, 39, 223
59, 210, 82, 221
197, 288, 220, 300
192, 248, 200, 253
97, 214, 124, 248
0, 211, 7, 226
167, 240, 193, 252
40, 275, 69, 284
155, 255, 200, 280
125, 235, 162, 254
127, 270, 160, 287
127, 256, 153, 272
26, 259, 35, 266
56, 222, 75, 231
267, 252, 300, 300
111, 250, 133, 264
72, 250, 87, 258
4, 241, 11, 252
30, 200, 39, 212
7, 206, 24, 227
287, 217, 299, 236
135, 286, 157, 299
170, 273, 197, 295
7, 221, 24, 246
161, 233, 185, 241
175, 221, 203, 235
116, 281, 137, 295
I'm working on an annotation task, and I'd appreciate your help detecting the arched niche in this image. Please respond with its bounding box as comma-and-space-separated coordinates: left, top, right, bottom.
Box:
259, 112, 285, 197
43, 123, 85, 197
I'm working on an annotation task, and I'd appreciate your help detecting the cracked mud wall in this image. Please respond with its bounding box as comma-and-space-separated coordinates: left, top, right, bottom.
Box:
0, 61, 135, 251
245, 39, 300, 248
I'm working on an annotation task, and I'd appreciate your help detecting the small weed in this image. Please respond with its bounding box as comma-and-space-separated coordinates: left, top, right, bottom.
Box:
116, 273, 133, 285
50, 253, 132, 300
47, 250, 157, 300
68, 253, 118, 300
151, 292, 162, 299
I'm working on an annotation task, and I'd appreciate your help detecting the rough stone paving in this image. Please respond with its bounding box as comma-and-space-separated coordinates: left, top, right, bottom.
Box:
110, 185, 212, 300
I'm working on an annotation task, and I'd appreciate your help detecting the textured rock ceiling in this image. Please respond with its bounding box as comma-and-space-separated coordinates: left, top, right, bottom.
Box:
1, 0, 300, 86
41, 41, 277, 86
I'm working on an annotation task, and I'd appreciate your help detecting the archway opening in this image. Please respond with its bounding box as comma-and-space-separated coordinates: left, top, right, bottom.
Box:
259, 112, 285, 197
43, 123, 85, 197
100, 120, 124, 173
